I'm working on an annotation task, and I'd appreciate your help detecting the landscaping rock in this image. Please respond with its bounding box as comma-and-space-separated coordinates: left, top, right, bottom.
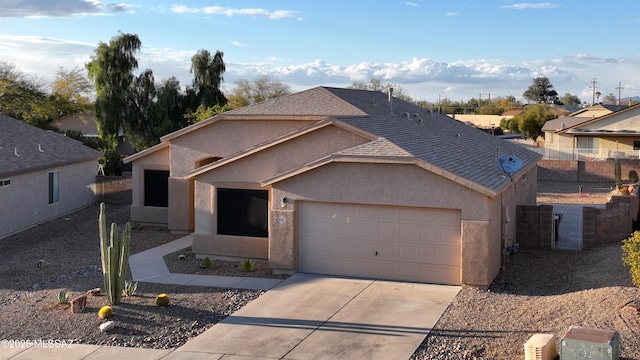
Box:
99, 321, 115, 332
87, 288, 101, 296
70, 294, 87, 314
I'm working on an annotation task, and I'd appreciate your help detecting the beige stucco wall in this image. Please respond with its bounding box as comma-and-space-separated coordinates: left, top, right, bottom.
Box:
170, 119, 317, 176
130, 146, 170, 225
0, 160, 98, 239
191, 124, 370, 258
270, 162, 498, 285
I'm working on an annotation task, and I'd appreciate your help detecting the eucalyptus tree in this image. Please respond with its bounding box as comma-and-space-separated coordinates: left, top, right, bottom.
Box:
190, 49, 227, 108
86, 32, 152, 148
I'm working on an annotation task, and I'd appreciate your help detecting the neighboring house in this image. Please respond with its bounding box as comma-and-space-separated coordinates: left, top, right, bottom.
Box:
543, 104, 636, 159
53, 111, 136, 157
53, 111, 99, 137
124, 87, 541, 287
0, 115, 102, 239
446, 114, 513, 130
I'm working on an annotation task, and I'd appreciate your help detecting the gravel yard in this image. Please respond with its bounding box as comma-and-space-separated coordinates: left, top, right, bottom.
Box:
0, 180, 639, 359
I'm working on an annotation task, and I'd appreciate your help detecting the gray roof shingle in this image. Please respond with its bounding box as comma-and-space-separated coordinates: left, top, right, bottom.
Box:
0, 115, 102, 177
234, 87, 540, 194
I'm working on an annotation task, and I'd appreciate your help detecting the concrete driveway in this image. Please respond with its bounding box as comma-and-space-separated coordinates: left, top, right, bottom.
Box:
170, 273, 460, 360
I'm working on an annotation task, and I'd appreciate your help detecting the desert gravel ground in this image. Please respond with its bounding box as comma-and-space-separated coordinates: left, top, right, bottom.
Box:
0, 180, 639, 359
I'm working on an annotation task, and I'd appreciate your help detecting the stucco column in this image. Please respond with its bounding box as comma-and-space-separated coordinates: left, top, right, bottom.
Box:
269, 209, 296, 271
461, 220, 499, 287
168, 177, 194, 232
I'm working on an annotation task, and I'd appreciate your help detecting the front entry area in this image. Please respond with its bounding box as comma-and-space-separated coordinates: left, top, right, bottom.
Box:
297, 201, 462, 285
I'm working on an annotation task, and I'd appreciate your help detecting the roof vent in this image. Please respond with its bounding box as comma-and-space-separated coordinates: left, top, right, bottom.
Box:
14, 147, 20, 157
388, 88, 394, 115
38, 144, 44, 152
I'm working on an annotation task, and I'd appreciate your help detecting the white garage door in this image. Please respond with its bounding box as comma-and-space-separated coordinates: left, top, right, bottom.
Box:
298, 202, 461, 285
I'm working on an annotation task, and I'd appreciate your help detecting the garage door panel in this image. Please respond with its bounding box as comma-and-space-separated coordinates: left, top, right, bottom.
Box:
298, 202, 461, 285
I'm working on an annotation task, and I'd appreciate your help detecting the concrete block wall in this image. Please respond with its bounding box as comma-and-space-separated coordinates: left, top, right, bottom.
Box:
96, 174, 132, 205
538, 159, 640, 183
516, 204, 553, 249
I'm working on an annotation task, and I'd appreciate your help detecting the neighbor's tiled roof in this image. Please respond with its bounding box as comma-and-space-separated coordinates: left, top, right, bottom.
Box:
0, 115, 102, 177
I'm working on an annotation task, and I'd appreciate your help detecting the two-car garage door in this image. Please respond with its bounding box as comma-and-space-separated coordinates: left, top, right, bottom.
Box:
297, 202, 461, 285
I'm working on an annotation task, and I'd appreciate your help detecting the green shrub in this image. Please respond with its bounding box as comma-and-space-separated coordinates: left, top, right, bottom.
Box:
241, 259, 256, 272
201, 257, 213, 269
56, 290, 70, 304
622, 231, 640, 288
629, 170, 639, 183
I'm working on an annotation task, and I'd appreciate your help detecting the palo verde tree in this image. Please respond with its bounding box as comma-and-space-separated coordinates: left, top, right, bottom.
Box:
523, 77, 560, 104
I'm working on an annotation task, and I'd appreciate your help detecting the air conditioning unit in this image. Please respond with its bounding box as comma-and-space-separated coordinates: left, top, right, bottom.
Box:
560, 326, 619, 360
524, 333, 557, 360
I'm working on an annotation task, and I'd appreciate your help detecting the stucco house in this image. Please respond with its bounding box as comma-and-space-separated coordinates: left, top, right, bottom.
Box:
0, 115, 102, 239
542, 104, 638, 159
124, 87, 541, 287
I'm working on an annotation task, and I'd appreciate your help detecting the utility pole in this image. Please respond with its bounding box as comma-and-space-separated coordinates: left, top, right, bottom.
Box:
590, 78, 598, 105
615, 81, 624, 105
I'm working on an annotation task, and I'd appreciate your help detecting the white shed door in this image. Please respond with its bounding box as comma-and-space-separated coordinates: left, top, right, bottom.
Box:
298, 202, 461, 285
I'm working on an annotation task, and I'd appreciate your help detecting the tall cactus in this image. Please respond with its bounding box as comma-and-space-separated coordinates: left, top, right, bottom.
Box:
615, 157, 622, 189
99, 202, 131, 305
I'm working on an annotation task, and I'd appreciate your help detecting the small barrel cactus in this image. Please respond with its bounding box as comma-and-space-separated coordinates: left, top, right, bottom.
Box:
98, 305, 113, 319
629, 170, 639, 183
155, 293, 170, 307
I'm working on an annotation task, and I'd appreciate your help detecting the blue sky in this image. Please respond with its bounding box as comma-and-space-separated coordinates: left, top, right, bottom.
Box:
1, 0, 640, 103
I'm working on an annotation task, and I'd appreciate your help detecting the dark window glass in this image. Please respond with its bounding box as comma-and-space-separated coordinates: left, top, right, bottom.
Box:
144, 170, 169, 207
217, 188, 268, 238
48, 171, 59, 204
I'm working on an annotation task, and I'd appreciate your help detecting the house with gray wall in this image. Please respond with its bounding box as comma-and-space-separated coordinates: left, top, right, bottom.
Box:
0, 115, 102, 239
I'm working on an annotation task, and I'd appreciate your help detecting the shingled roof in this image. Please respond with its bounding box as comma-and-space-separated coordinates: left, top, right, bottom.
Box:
227, 87, 541, 195
0, 115, 102, 177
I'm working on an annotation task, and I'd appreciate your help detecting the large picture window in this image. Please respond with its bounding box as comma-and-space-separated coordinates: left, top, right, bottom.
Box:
48, 171, 59, 204
144, 170, 169, 207
217, 188, 268, 238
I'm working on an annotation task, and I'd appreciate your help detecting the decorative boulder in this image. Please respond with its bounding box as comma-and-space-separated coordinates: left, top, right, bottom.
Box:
70, 295, 87, 314
87, 288, 101, 296
99, 321, 115, 332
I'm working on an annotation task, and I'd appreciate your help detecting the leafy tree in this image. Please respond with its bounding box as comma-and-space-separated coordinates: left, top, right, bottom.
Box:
512, 104, 557, 140
0, 61, 53, 126
227, 75, 291, 108
190, 49, 227, 108
561, 93, 581, 107
603, 93, 617, 104
86, 32, 147, 148
523, 77, 559, 104
347, 77, 413, 102
184, 104, 232, 124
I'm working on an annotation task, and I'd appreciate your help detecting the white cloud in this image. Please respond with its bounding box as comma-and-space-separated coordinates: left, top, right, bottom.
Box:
445, 12, 459, 16
0, 0, 135, 17
231, 41, 248, 47
170, 5, 301, 20
2, 35, 639, 102
500, 3, 559, 10
402, 2, 419, 7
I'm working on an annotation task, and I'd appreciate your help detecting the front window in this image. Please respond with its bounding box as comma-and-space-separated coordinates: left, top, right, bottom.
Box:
0, 179, 10, 187
217, 188, 268, 238
144, 170, 169, 207
576, 137, 598, 154
48, 171, 59, 204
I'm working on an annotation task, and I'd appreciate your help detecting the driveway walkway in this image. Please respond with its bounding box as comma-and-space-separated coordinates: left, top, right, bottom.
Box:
1, 236, 460, 360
